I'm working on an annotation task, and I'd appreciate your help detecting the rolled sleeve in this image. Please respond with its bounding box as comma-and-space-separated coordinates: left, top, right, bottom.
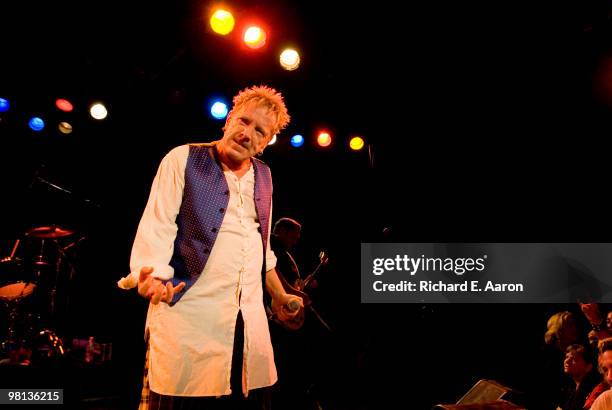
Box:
119, 145, 188, 289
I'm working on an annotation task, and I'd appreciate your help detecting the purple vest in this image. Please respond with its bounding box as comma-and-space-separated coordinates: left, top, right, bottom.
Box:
166, 143, 272, 305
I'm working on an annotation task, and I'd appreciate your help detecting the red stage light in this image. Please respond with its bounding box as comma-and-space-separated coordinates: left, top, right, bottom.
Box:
56, 99, 73, 112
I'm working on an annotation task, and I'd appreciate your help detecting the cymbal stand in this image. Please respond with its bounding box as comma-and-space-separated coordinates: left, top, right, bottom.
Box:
36, 236, 83, 359
31, 239, 66, 359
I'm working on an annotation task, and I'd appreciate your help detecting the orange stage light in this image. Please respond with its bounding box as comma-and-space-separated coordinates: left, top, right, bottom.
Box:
244, 26, 266, 49
317, 132, 332, 147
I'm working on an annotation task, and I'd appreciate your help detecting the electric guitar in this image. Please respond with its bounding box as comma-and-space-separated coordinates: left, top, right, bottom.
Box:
296, 251, 329, 292
269, 251, 329, 330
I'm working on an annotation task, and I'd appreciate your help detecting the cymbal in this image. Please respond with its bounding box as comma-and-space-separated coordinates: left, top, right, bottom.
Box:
0, 256, 22, 265
0, 257, 22, 274
26, 226, 75, 239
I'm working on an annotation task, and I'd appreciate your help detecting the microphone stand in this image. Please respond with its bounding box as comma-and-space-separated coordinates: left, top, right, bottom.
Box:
33, 176, 101, 209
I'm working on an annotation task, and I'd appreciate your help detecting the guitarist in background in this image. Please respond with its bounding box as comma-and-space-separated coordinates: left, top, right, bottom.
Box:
271, 218, 314, 292
269, 218, 324, 409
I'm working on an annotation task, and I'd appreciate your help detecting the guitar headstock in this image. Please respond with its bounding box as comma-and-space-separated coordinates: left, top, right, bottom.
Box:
319, 251, 329, 265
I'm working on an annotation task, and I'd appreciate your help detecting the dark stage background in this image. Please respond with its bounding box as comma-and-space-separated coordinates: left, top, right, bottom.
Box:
1, 0, 612, 408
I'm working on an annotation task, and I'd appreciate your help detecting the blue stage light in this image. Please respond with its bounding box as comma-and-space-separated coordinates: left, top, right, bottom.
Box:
28, 117, 45, 131
290, 134, 304, 147
0, 98, 9, 113
211, 101, 228, 120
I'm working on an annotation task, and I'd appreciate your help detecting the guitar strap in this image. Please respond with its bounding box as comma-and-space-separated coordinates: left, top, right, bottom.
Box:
286, 251, 301, 280
308, 305, 333, 333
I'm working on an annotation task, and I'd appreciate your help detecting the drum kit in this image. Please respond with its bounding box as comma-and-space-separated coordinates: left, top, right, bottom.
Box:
0, 225, 84, 365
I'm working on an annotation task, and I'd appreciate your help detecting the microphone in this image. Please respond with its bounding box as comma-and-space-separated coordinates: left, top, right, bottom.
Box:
286, 299, 300, 312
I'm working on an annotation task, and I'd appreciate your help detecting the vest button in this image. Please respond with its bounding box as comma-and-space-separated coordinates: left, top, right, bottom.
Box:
219, 208, 225, 213
203, 248, 210, 254
211, 227, 217, 233
224, 190, 229, 195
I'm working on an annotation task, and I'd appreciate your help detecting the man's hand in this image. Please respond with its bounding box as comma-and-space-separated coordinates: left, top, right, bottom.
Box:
274, 293, 303, 322
137, 266, 185, 305
305, 279, 319, 290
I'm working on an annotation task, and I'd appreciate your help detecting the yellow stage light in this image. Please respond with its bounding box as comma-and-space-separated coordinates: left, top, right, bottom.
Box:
349, 136, 365, 151
210, 9, 235, 35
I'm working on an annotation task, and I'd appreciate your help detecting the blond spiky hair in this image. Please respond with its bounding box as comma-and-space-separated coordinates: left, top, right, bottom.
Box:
230, 85, 290, 136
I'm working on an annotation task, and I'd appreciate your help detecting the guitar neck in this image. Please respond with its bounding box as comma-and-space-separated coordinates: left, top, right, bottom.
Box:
302, 262, 324, 289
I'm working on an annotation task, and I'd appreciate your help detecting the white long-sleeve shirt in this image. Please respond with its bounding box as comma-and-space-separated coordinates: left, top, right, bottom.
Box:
591, 389, 612, 410
120, 144, 278, 397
